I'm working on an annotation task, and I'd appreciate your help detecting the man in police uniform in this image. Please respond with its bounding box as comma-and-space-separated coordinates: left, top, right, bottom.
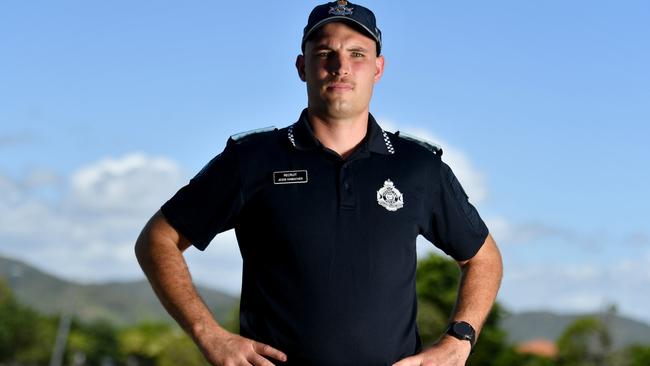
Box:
135, 1, 503, 365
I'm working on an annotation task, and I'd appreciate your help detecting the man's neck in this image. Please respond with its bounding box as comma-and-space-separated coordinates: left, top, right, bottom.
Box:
307, 109, 369, 159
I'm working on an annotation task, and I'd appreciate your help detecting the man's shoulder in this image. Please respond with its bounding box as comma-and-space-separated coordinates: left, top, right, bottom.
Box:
225, 126, 291, 153
229, 126, 279, 145
223, 125, 295, 166
391, 131, 443, 158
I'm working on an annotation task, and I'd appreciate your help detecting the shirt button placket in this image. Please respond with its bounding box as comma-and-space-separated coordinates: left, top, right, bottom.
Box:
339, 163, 355, 209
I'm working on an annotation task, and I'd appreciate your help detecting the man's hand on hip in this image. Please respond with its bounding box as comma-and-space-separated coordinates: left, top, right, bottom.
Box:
197, 327, 287, 366
392, 335, 471, 366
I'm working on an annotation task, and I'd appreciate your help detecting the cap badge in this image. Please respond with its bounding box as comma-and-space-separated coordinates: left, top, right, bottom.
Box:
329, 1, 353, 16
377, 179, 404, 212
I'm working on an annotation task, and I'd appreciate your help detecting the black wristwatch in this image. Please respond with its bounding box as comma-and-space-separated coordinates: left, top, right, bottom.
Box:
446, 321, 476, 348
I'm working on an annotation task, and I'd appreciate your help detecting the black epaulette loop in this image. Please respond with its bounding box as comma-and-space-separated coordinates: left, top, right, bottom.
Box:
229, 126, 277, 144
395, 131, 443, 156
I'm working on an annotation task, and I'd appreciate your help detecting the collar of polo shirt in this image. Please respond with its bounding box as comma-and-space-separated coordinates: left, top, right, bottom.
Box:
288, 109, 394, 155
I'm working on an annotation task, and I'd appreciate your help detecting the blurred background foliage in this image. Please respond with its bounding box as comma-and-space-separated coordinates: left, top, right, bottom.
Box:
2, 253, 649, 366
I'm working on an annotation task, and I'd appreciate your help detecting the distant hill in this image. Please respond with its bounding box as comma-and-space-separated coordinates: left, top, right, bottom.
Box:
0, 255, 238, 326
501, 310, 650, 350
3, 255, 650, 349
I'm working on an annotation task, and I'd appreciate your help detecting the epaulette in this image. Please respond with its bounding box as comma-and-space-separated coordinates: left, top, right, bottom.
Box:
229, 126, 277, 143
395, 131, 443, 156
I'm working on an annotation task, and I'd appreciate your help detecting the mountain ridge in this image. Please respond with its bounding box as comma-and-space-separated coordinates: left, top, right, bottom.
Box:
501, 310, 650, 349
2, 254, 649, 349
0, 254, 239, 326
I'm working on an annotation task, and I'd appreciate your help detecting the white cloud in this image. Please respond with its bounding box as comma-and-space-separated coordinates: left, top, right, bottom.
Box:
0, 175, 22, 207
0, 153, 244, 293
378, 119, 488, 203
484, 216, 608, 249
2, 148, 649, 323
483, 215, 650, 321
24, 168, 61, 189
500, 253, 650, 322
423, 214, 650, 322
184, 230, 242, 294
70, 153, 182, 213
0, 154, 184, 281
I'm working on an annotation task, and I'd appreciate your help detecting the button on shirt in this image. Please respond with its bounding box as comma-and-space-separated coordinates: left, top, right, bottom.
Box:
161, 109, 489, 366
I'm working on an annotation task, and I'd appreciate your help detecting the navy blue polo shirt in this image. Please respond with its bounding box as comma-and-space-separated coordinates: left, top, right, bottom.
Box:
161, 109, 489, 365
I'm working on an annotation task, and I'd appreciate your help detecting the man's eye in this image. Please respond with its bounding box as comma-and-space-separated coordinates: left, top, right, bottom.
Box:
352, 52, 365, 57
316, 52, 330, 58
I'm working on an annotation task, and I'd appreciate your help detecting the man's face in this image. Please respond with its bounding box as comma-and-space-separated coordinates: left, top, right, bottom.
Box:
297, 22, 385, 120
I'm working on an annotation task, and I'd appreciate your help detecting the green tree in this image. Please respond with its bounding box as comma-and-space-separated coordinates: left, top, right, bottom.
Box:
491, 348, 557, 366
118, 321, 208, 366
157, 334, 209, 366
415, 253, 463, 346
67, 318, 120, 365
223, 298, 241, 334
0, 278, 31, 361
625, 345, 650, 366
557, 316, 611, 366
0, 278, 57, 364
119, 322, 174, 365
415, 253, 512, 366
416, 253, 461, 319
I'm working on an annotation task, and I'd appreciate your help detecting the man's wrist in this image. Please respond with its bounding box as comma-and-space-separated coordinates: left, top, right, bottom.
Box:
445, 321, 476, 347
190, 318, 227, 343
438, 334, 472, 354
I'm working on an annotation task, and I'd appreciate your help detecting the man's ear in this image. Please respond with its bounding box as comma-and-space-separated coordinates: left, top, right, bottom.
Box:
296, 55, 306, 82
374, 55, 385, 82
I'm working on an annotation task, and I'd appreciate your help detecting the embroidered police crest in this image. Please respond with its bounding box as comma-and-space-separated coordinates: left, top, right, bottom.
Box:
329, 0, 353, 16
377, 179, 404, 211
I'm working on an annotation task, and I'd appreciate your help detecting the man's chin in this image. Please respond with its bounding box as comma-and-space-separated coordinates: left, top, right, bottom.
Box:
324, 104, 360, 119
309, 98, 366, 120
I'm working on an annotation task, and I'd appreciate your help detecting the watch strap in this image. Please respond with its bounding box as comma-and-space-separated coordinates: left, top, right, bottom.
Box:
446, 321, 476, 348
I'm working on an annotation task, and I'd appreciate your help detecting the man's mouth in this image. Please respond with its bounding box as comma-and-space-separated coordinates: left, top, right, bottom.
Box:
327, 82, 353, 92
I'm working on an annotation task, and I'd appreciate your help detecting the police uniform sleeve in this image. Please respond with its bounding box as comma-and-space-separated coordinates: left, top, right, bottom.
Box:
160, 139, 243, 251
424, 161, 489, 261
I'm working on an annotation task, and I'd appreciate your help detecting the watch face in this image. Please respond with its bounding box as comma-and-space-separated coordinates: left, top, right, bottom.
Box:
454, 322, 473, 336
447, 321, 475, 347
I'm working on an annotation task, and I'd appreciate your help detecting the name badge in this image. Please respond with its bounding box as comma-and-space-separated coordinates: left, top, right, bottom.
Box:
273, 170, 308, 184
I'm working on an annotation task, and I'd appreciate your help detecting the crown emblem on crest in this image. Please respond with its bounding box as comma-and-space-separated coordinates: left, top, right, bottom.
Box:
330, 0, 353, 16
377, 179, 404, 212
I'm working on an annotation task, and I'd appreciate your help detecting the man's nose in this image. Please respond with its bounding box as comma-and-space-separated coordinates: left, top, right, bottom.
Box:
327, 53, 351, 76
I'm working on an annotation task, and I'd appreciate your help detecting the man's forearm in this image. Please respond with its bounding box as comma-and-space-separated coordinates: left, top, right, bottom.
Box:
392, 236, 502, 365
134, 212, 288, 366
450, 234, 503, 338
134, 213, 226, 343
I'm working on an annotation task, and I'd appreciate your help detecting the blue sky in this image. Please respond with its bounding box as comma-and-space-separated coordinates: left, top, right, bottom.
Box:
1, 1, 649, 323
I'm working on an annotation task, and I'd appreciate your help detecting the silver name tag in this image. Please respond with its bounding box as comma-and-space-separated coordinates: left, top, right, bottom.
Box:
273, 170, 308, 184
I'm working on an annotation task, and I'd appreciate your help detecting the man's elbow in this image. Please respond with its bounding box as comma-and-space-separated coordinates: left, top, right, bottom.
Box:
134, 210, 191, 263
134, 221, 155, 269
134, 210, 167, 266
480, 234, 503, 284
461, 234, 503, 272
